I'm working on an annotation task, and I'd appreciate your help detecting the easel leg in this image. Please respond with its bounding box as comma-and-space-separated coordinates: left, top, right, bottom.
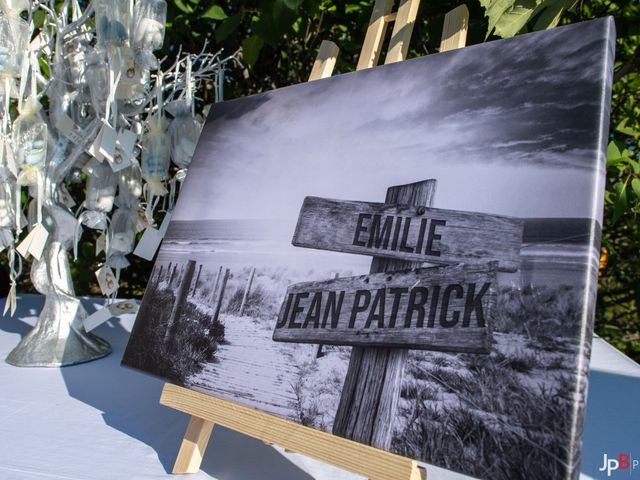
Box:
172, 415, 215, 474
368, 462, 425, 480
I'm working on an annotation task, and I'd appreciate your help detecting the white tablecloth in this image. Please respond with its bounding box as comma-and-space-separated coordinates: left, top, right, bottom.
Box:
1, 295, 638, 480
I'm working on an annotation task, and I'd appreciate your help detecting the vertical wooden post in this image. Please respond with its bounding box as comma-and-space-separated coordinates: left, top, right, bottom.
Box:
212, 268, 230, 326
238, 267, 256, 316
164, 260, 197, 343
148, 265, 161, 293
211, 266, 223, 303
156, 265, 164, 282
331, 7, 466, 447
332, 180, 436, 449
309, 40, 339, 81
439, 4, 469, 52
192, 264, 203, 297
169, 264, 177, 286
357, 0, 394, 70
384, 0, 421, 64
172, 416, 215, 474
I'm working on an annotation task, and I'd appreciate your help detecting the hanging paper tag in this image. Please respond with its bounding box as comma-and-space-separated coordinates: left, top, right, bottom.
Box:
27, 223, 49, 260
133, 227, 163, 260
88, 124, 106, 161
84, 299, 139, 331
95, 265, 119, 296
98, 124, 118, 163
16, 234, 31, 259
83, 306, 112, 332
2, 283, 16, 317
158, 210, 173, 236
118, 129, 137, 157
59, 183, 76, 209
107, 129, 136, 172
16, 223, 49, 261
96, 232, 107, 255
108, 299, 138, 316
55, 114, 85, 145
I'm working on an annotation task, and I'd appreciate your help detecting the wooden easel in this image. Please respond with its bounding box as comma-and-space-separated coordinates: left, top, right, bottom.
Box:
160, 3, 469, 479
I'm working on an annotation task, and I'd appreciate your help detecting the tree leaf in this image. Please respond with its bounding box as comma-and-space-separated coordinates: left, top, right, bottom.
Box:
242, 35, 264, 67
607, 140, 624, 166
533, 0, 578, 31
215, 10, 244, 43
632, 178, 640, 199
203, 5, 228, 20
174, 0, 193, 14
616, 118, 640, 137
480, 0, 515, 38
613, 181, 629, 224
33, 9, 45, 29
345, 4, 362, 14
481, 0, 578, 38
493, 0, 541, 38
283, 0, 304, 9
253, 2, 298, 47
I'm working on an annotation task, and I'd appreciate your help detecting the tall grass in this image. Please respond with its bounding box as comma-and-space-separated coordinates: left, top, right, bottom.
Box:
123, 283, 225, 383
394, 284, 584, 479
398, 356, 574, 479
225, 285, 272, 318
494, 285, 582, 338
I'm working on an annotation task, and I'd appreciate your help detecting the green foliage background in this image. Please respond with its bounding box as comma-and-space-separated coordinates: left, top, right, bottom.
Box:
22, 1, 640, 360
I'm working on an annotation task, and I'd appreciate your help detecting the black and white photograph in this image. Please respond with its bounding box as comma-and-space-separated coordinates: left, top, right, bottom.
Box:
122, 18, 614, 480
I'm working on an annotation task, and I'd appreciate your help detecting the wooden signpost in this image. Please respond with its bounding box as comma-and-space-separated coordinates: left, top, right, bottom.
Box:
160, 3, 487, 480
274, 180, 523, 450
293, 196, 522, 272
273, 263, 497, 353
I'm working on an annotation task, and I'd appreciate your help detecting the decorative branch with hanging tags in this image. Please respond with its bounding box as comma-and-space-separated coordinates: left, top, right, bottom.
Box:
0, 0, 242, 366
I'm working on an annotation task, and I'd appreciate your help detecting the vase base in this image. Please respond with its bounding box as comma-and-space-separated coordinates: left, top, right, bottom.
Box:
6, 329, 112, 368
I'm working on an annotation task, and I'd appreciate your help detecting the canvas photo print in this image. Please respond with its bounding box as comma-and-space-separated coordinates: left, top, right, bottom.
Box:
123, 18, 614, 480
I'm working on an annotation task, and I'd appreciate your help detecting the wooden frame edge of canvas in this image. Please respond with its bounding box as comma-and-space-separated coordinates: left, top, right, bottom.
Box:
161, 383, 425, 480
160, 3, 469, 479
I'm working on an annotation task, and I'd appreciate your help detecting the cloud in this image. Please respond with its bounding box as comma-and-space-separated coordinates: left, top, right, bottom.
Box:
176, 18, 612, 223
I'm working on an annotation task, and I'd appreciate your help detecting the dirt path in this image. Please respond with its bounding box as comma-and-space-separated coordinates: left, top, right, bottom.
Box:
187, 314, 300, 419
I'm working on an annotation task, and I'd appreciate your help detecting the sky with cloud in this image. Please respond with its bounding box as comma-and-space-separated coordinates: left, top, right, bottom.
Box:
174, 18, 614, 226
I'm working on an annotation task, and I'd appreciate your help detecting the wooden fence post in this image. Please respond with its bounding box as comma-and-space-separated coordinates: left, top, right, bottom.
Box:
332, 179, 436, 449
212, 268, 230, 326
238, 267, 256, 316
156, 265, 164, 282
164, 260, 197, 343
169, 264, 177, 287
211, 266, 223, 303
192, 264, 203, 297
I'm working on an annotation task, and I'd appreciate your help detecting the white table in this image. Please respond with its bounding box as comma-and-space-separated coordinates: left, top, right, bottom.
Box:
1, 295, 638, 480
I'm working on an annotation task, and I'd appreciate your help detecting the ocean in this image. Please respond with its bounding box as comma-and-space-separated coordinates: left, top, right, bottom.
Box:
158, 218, 600, 288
